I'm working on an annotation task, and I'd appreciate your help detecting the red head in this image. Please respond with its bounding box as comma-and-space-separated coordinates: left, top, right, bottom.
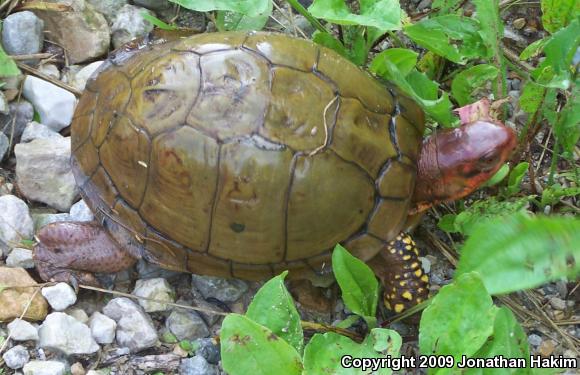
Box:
413, 121, 517, 212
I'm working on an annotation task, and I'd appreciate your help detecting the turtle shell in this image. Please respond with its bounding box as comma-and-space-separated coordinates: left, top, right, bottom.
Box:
71, 31, 425, 280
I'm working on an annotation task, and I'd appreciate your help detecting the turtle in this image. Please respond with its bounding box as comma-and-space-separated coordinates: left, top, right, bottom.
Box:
33, 31, 516, 313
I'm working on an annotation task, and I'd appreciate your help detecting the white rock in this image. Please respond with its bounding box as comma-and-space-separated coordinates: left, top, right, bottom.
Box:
21, 121, 63, 143
69, 199, 94, 221
7, 318, 39, 341
89, 311, 117, 344
0, 132, 8, 160
111, 5, 154, 48
15, 137, 79, 211
0, 195, 34, 246
22, 76, 77, 131
38, 64, 60, 79
2, 344, 30, 369
6, 247, 35, 268
70, 61, 104, 91
66, 307, 89, 323
102, 297, 158, 352
132, 278, 175, 312
1, 11, 44, 56
23, 360, 66, 375
41, 283, 77, 311
39, 312, 100, 355
0, 91, 8, 114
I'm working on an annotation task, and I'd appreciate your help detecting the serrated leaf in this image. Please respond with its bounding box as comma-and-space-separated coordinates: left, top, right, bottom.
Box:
541, 0, 580, 34
220, 314, 302, 375
456, 213, 580, 295
0, 45, 20, 77
332, 244, 379, 318
216, 0, 272, 31
519, 37, 549, 60
451, 64, 499, 106
419, 272, 498, 365
303, 328, 401, 375
404, 15, 488, 64
170, 0, 270, 16
505, 162, 529, 196
246, 271, 303, 353
308, 0, 402, 31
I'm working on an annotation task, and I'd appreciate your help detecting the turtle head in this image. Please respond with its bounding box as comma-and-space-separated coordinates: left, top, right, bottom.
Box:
413, 121, 516, 211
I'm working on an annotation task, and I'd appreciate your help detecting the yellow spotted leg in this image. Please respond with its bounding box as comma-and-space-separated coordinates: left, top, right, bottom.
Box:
367, 232, 429, 314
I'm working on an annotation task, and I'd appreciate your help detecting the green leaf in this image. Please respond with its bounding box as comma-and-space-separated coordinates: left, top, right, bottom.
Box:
432, 0, 464, 15
472, 0, 503, 60
313, 31, 350, 59
505, 162, 529, 196
246, 271, 303, 353
140, 11, 178, 30
215, 0, 272, 31
170, 0, 270, 16
466, 307, 530, 375
456, 213, 580, 295
451, 64, 499, 106
541, 0, 580, 34
482, 163, 510, 187
417, 51, 441, 80
404, 15, 488, 64
553, 77, 580, 157
303, 328, 401, 375
0, 45, 20, 77
438, 214, 459, 233
332, 244, 379, 318
519, 81, 547, 114
419, 272, 498, 365
519, 37, 549, 60
370, 48, 418, 77
308, 0, 402, 30
220, 314, 302, 375
540, 184, 580, 207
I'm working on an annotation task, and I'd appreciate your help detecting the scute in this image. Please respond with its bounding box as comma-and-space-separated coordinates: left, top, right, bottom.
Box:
71, 32, 425, 279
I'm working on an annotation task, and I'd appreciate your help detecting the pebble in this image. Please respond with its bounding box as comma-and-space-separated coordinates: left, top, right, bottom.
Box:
41, 283, 77, 311
70, 362, 85, 375
22, 360, 66, 375
102, 297, 159, 352
132, 277, 175, 312
513, 18, 526, 30
69, 61, 104, 91
111, 4, 155, 49
15, 137, 79, 212
0, 132, 8, 160
38, 64, 61, 80
2, 344, 30, 369
166, 309, 210, 341
0, 267, 48, 321
6, 247, 35, 268
86, 0, 128, 22
39, 312, 100, 355
527, 333, 542, 347
179, 355, 219, 375
417, 0, 432, 11
89, 311, 117, 344
21, 121, 63, 143
538, 339, 556, 356
191, 275, 248, 303
66, 307, 89, 323
8, 318, 39, 341
1, 11, 44, 56
195, 338, 221, 365
0, 91, 8, 114
549, 297, 567, 310
69, 199, 94, 221
22, 76, 77, 132
0, 100, 34, 143
0, 195, 34, 245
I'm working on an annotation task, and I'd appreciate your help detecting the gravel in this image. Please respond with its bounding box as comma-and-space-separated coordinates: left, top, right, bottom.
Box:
2, 344, 30, 369
41, 283, 78, 311
39, 312, 100, 355
7, 318, 39, 341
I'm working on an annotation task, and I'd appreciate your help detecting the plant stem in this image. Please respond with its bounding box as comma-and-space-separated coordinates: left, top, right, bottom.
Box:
285, 0, 328, 34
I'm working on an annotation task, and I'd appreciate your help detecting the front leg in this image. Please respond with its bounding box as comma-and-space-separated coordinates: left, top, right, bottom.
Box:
367, 232, 430, 313
34, 222, 138, 287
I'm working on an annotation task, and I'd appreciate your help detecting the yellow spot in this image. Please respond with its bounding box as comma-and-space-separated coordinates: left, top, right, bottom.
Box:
403, 237, 412, 244
390, 294, 396, 300
414, 269, 423, 277
396, 235, 402, 241
402, 291, 413, 300
403, 255, 411, 261
392, 287, 396, 292
399, 281, 407, 287
405, 245, 413, 251
403, 272, 410, 278
416, 298, 423, 303
394, 304, 405, 313
414, 249, 419, 255
398, 250, 404, 255
421, 275, 429, 283
411, 262, 420, 269
389, 248, 396, 254
384, 300, 391, 309
394, 274, 401, 279
417, 288, 424, 293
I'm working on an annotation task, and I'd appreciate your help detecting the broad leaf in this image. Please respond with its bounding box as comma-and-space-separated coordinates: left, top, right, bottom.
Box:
216, 0, 272, 31
246, 271, 303, 353
308, 0, 402, 31
456, 213, 580, 294
432, 0, 464, 15
519, 81, 547, 114
0, 45, 20, 77
541, 0, 580, 34
554, 77, 580, 157
505, 162, 529, 196
170, 0, 270, 16
519, 37, 549, 60
473, 0, 503, 60
451, 64, 499, 106
371, 48, 418, 77
220, 314, 302, 375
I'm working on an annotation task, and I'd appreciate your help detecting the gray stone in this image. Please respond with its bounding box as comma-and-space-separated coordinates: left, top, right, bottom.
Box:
134, 0, 171, 10
22, 76, 77, 131
41, 283, 77, 311
508, 90, 520, 100
136, 259, 182, 280
7, 318, 39, 341
69, 61, 103, 91
23, 360, 66, 375
191, 275, 248, 302
0, 91, 8, 114
195, 338, 220, 365
102, 297, 158, 352
0, 132, 8, 160
417, 0, 432, 11
39, 312, 100, 355
15, 137, 79, 211
166, 309, 209, 341
38, 64, 60, 79
69, 199, 94, 221
86, 0, 128, 22
21, 121, 63, 143
0, 195, 34, 247
6, 247, 35, 268
66, 307, 89, 323
528, 333, 542, 347
2, 344, 30, 369
0, 100, 34, 144
111, 5, 154, 49
549, 297, 566, 310
89, 311, 117, 344
33, 213, 73, 232
2, 11, 44, 56
132, 278, 175, 312
179, 355, 218, 375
